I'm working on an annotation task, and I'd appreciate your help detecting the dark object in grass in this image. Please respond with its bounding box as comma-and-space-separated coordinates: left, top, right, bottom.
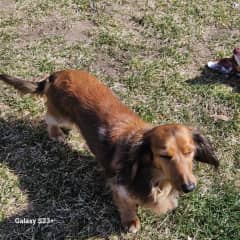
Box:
207, 47, 240, 76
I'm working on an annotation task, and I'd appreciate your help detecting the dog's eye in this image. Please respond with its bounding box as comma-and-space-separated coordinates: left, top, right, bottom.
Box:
159, 155, 172, 160
184, 151, 193, 156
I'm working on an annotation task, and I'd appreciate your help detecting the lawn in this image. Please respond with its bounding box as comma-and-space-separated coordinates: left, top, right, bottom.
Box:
0, 0, 239, 239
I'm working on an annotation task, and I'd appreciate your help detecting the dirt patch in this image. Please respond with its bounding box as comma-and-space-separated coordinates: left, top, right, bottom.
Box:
91, 54, 122, 79
18, 18, 95, 44
194, 42, 212, 59
180, 41, 213, 79
103, 2, 146, 42
203, 26, 240, 42
64, 20, 95, 44
0, 0, 15, 14
18, 12, 67, 41
18, 24, 41, 41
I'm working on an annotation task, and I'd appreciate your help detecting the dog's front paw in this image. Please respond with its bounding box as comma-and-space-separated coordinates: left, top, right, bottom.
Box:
124, 217, 141, 233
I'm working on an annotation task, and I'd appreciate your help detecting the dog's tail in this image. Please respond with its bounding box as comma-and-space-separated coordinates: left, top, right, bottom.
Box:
0, 74, 48, 95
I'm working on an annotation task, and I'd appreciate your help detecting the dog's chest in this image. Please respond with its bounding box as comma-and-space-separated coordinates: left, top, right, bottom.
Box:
130, 171, 179, 213
144, 183, 179, 214
151, 183, 178, 203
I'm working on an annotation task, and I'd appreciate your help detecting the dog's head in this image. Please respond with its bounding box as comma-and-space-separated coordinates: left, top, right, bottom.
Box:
135, 124, 219, 193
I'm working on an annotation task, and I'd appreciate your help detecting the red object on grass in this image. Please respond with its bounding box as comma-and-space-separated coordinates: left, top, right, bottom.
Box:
207, 48, 240, 76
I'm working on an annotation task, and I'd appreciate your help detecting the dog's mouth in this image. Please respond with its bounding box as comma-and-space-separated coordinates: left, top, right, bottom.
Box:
152, 170, 197, 194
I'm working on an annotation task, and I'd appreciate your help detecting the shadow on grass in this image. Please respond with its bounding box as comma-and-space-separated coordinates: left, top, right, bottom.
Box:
0, 118, 122, 239
187, 66, 240, 92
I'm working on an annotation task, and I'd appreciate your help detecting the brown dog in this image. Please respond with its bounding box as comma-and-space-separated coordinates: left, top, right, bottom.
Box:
0, 70, 219, 233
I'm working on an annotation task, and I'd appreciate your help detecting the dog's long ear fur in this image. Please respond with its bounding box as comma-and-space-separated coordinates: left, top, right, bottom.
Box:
131, 137, 153, 165
127, 136, 153, 181
193, 130, 219, 168
112, 135, 153, 184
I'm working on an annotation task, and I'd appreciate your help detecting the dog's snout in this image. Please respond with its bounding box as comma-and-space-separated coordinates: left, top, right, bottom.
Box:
181, 182, 196, 193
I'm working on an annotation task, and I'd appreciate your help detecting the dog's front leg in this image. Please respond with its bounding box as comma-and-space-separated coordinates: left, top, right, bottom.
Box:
112, 186, 140, 233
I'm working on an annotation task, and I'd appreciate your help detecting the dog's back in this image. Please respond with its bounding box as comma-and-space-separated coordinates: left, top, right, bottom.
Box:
0, 70, 147, 171
45, 70, 146, 153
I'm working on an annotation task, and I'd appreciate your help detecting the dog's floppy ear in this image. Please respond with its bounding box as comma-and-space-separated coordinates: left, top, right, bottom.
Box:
132, 137, 153, 164
192, 130, 219, 168
128, 137, 153, 179
111, 136, 153, 184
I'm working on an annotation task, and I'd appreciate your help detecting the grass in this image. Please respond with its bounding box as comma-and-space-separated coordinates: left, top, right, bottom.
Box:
0, 0, 239, 239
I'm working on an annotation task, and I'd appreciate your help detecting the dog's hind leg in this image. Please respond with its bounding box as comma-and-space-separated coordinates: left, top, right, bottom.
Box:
44, 98, 73, 142
45, 113, 65, 142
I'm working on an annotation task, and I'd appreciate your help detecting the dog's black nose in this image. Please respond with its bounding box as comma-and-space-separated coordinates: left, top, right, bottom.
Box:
181, 183, 196, 193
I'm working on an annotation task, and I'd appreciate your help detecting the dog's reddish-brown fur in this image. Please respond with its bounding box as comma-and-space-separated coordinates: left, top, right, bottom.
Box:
0, 69, 219, 233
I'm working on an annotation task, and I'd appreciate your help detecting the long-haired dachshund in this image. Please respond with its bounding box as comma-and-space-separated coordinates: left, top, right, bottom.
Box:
0, 70, 219, 233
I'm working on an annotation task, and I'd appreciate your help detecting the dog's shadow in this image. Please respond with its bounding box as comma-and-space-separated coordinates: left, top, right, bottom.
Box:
187, 66, 240, 92
0, 118, 121, 239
